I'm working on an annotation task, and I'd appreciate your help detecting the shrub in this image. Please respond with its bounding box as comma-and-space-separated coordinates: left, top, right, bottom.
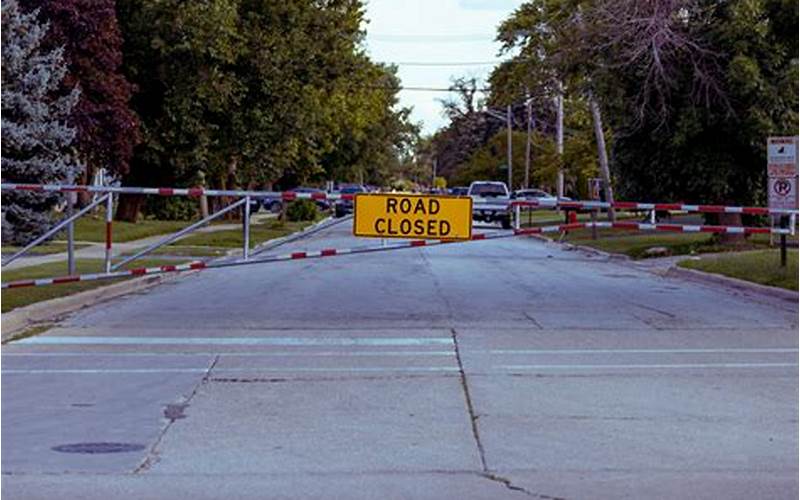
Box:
285, 199, 318, 222
143, 196, 197, 221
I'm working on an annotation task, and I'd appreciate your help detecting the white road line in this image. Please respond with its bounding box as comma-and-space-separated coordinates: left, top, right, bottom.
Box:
13, 336, 454, 346
1, 351, 456, 357
487, 348, 798, 355
1, 366, 460, 375
497, 363, 798, 370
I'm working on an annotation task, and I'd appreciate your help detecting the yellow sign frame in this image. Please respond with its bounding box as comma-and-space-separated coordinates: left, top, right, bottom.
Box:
353, 193, 473, 240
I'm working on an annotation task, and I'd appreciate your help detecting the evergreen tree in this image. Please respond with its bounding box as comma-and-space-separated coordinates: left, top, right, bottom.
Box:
1, 0, 83, 244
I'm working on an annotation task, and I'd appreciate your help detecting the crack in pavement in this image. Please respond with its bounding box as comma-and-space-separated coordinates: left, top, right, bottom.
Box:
420, 248, 566, 499
133, 354, 220, 474
450, 327, 488, 471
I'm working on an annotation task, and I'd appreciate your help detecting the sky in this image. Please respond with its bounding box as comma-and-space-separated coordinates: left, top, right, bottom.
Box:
363, 0, 525, 136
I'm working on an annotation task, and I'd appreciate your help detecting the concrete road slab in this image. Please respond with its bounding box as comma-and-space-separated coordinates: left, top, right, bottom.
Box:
2, 470, 532, 500
147, 376, 480, 475
1, 371, 207, 474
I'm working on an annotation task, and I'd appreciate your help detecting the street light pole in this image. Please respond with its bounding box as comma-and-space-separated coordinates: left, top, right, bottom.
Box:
506, 104, 513, 189
556, 82, 564, 199
432, 157, 437, 189
525, 96, 532, 189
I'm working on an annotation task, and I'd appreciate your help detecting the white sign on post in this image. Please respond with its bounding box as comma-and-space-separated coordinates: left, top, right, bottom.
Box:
767, 136, 798, 211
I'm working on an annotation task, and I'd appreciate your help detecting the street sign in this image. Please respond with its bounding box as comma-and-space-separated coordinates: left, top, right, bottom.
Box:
353, 193, 473, 240
767, 136, 798, 210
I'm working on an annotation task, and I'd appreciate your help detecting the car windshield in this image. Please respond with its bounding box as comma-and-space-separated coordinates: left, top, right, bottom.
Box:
471, 184, 506, 196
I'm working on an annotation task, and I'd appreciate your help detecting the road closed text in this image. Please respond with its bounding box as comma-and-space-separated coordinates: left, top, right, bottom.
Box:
354, 194, 472, 240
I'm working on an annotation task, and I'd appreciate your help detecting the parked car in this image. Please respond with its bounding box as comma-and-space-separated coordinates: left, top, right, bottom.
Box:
512, 188, 555, 200
259, 196, 283, 213
468, 181, 513, 229
449, 186, 469, 196
333, 184, 366, 218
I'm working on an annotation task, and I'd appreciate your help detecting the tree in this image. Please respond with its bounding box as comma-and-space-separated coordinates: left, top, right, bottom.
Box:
1, 0, 82, 244
27, 0, 139, 188
606, 0, 798, 209
115, 0, 415, 220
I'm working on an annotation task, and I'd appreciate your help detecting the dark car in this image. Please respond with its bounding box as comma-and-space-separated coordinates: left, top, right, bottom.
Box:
449, 186, 469, 196
333, 184, 366, 218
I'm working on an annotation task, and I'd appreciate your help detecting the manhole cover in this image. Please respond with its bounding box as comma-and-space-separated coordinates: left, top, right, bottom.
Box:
52, 442, 145, 454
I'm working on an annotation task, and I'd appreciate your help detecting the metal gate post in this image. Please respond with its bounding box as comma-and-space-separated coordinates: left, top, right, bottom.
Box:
780, 215, 788, 267
67, 191, 76, 275
243, 195, 251, 260
514, 204, 521, 230
105, 192, 113, 273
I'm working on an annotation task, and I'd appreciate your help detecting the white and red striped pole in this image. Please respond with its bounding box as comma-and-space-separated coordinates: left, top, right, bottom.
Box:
104, 193, 113, 273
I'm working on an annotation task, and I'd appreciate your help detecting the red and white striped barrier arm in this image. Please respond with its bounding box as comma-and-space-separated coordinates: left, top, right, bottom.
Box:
0, 183, 354, 201
2, 221, 791, 290
511, 199, 798, 216
0, 224, 584, 290
5, 183, 798, 215
593, 221, 786, 235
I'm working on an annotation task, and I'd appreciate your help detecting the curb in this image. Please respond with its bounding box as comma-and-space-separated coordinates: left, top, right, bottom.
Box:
524, 232, 630, 260
1, 216, 347, 339
526, 231, 798, 303
664, 265, 798, 303
1, 271, 190, 341
250, 215, 349, 256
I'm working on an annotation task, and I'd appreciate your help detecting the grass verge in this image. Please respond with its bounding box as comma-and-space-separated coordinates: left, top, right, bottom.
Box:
173, 217, 325, 248
2, 242, 90, 256
74, 216, 187, 242
560, 228, 773, 259
678, 250, 798, 291
119, 245, 229, 258
1, 258, 189, 313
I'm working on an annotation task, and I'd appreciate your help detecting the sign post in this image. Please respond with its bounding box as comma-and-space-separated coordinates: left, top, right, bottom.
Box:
767, 136, 798, 267
588, 178, 603, 240
353, 193, 473, 240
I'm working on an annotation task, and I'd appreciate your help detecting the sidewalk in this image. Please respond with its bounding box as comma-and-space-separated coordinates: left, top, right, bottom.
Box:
2, 213, 275, 270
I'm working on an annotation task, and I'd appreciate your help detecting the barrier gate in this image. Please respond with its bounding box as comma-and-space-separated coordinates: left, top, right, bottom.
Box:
1, 183, 797, 290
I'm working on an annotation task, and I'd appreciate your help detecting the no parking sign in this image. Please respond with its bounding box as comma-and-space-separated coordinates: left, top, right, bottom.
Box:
767, 137, 798, 211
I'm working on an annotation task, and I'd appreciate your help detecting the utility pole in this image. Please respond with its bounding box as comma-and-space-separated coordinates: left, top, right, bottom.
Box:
432, 157, 437, 189
556, 81, 564, 198
506, 104, 513, 189
525, 95, 532, 189
588, 91, 615, 222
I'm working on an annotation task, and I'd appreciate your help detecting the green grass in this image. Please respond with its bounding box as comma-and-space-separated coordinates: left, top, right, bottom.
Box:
2, 242, 90, 256
173, 217, 324, 248
518, 210, 640, 227
120, 245, 229, 257
73, 216, 187, 242
560, 227, 774, 259
1, 258, 189, 313
678, 250, 798, 291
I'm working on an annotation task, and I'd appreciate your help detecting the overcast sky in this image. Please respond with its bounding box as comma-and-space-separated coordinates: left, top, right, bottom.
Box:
363, 0, 525, 136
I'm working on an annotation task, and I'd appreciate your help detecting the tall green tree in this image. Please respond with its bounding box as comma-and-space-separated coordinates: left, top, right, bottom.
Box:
116, 0, 414, 220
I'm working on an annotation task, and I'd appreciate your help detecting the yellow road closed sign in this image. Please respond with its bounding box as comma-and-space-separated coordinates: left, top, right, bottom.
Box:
353, 193, 473, 240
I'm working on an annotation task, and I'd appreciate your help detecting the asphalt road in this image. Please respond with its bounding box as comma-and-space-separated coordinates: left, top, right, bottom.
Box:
3, 220, 798, 499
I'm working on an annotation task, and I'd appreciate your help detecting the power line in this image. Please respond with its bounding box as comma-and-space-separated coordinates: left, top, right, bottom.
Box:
358, 85, 492, 92
380, 60, 506, 67
370, 33, 496, 43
